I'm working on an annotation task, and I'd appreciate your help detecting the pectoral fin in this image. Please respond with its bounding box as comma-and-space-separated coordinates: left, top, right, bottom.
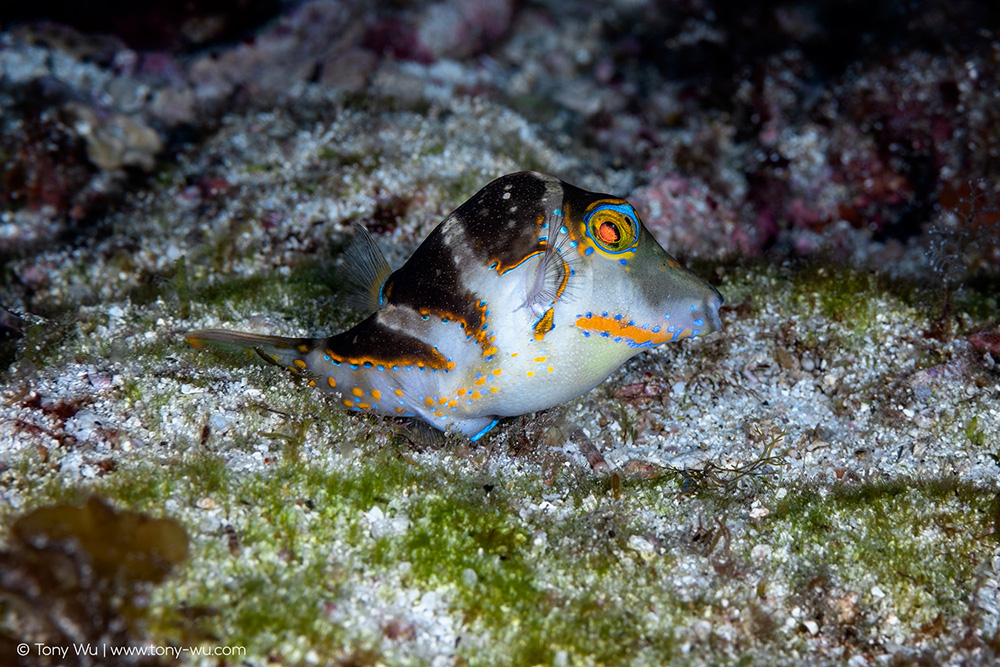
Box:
523, 211, 572, 318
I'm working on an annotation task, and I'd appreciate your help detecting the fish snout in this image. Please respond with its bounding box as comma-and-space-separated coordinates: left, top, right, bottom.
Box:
703, 285, 724, 333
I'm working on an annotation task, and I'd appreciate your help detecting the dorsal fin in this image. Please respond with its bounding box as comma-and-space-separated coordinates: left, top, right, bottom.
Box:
341, 223, 393, 313
523, 211, 573, 318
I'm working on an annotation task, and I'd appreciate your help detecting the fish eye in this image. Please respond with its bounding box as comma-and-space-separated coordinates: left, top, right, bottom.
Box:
585, 203, 638, 254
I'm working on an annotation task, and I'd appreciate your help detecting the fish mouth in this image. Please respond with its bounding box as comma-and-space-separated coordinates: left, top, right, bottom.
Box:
705, 288, 724, 332
707, 306, 722, 331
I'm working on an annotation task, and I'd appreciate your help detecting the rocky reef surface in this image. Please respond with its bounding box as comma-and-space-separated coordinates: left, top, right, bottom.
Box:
1, 1, 999, 665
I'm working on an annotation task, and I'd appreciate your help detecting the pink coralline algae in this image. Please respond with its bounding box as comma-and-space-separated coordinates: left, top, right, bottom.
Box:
365, 0, 515, 63
630, 174, 753, 260
968, 331, 1000, 358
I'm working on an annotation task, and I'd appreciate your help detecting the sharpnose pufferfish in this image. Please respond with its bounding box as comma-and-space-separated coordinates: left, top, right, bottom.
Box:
187, 171, 724, 441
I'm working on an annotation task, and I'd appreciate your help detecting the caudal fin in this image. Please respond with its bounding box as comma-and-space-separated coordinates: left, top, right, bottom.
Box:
185, 329, 317, 374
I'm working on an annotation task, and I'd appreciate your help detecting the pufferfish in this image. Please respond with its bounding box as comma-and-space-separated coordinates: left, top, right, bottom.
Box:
186, 171, 723, 440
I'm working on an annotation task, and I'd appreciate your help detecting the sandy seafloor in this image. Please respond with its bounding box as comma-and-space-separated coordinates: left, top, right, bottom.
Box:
1, 1, 999, 665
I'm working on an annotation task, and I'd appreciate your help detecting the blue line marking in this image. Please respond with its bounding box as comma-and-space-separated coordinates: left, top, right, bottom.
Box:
470, 418, 500, 442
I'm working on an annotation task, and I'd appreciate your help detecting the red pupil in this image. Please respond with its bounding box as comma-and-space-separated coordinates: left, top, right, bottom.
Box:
598, 221, 620, 244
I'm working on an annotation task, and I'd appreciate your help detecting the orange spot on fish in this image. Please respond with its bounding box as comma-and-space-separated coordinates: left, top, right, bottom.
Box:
533, 308, 555, 341
575, 314, 675, 346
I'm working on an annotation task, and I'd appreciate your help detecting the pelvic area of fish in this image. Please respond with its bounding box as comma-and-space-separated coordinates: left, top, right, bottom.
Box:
186, 171, 724, 440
